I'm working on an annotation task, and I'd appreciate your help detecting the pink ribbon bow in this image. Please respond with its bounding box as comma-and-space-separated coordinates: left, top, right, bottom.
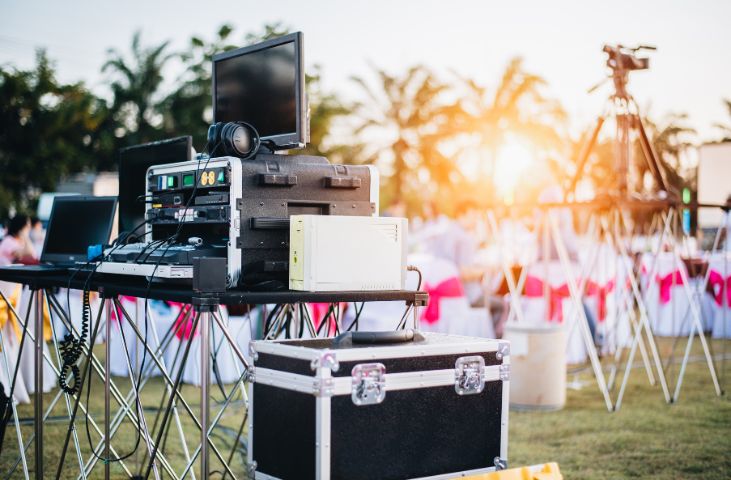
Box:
585, 280, 615, 323
656, 271, 685, 304
524, 276, 571, 322
708, 271, 731, 307
421, 277, 465, 324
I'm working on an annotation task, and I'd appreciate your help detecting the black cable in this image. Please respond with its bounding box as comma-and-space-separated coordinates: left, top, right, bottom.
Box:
57, 289, 88, 394
315, 304, 335, 337
346, 302, 365, 332
143, 312, 201, 480
298, 304, 305, 338
54, 292, 106, 480
58, 216, 153, 467
82, 261, 143, 464
140, 145, 226, 477
263, 304, 282, 338
395, 304, 414, 331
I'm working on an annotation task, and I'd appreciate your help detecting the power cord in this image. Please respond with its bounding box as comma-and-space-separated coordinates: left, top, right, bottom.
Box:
407, 265, 423, 291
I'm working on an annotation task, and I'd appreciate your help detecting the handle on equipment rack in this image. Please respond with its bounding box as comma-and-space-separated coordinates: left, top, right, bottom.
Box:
250, 217, 290, 230
333, 329, 422, 347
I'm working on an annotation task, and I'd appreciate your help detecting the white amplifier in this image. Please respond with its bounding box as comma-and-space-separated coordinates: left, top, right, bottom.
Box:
289, 215, 408, 291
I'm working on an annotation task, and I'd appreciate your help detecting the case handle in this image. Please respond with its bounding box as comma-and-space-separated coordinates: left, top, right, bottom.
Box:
333, 329, 422, 346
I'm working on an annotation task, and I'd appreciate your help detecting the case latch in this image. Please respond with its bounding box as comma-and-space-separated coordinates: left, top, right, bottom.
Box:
455, 356, 486, 395
351, 363, 386, 406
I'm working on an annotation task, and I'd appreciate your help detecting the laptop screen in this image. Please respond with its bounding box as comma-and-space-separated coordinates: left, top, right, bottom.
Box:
42, 196, 118, 264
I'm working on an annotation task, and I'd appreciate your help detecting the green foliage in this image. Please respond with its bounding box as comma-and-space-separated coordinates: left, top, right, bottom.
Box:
163, 22, 353, 156
102, 30, 175, 147
351, 59, 567, 213
0, 23, 711, 218
0, 51, 111, 217
351, 65, 456, 209
162, 24, 239, 148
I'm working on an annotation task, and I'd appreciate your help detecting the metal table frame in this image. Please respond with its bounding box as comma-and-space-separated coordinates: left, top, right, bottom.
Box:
0, 268, 426, 480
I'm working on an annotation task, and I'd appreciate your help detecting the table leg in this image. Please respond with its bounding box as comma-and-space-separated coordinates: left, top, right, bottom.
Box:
105, 298, 112, 480
33, 289, 43, 480
200, 307, 210, 479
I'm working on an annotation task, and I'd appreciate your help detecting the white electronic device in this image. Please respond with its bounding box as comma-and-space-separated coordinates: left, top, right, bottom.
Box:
289, 215, 408, 292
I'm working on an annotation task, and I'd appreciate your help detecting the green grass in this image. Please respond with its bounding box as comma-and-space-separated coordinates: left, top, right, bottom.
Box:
509, 338, 731, 479
1, 339, 730, 479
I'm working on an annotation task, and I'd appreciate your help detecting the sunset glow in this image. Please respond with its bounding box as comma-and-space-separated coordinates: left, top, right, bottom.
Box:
494, 137, 534, 204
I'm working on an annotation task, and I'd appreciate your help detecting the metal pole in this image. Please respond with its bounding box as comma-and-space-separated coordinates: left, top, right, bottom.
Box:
548, 212, 614, 411
104, 297, 112, 480
199, 304, 211, 479
33, 289, 44, 480
0, 289, 30, 479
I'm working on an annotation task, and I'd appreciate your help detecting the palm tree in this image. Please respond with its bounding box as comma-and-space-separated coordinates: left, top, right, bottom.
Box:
453, 57, 567, 178
162, 24, 239, 147
102, 31, 174, 146
714, 98, 731, 142
351, 65, 456, 206
635, 112, 696, 195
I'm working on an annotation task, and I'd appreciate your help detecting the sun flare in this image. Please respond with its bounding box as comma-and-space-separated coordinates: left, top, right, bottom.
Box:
494, 138, 534, 204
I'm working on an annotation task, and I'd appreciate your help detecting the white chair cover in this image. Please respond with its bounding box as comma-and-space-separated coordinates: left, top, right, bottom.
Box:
518, 261, 587, 364
0, 281, 30, 404
166, 305, 250, 387
707, 252, 731, 339
355, 253, 494, 338
642, 252, 706, 337
108, 298, 175, 378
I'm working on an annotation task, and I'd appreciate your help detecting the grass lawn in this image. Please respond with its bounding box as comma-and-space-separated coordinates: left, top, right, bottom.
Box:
0, 339, 729, 479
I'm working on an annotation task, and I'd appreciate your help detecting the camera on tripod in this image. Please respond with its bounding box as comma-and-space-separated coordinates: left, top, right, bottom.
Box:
603, 44, 654, 72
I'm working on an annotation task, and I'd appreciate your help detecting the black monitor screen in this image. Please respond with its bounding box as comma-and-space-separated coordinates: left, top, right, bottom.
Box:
43, 197, 117, 260
214, 40, 297, 138
118, 137, 191, 239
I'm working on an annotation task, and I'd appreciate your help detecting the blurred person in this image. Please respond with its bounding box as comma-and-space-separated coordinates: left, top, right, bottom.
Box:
421, 200, 485, 306
29, 217, 45, 256
0, 215, 37, 266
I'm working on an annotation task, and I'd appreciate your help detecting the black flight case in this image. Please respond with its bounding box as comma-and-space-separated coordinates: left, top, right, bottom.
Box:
247, 331, 510, 480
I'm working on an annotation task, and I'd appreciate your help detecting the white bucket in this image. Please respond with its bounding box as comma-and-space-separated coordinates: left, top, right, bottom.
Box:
503, 323, 566, 410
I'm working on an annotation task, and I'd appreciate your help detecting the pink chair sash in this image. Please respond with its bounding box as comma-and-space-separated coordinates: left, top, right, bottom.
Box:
524, 276, 570, 322
421, 277, 464, 325
585, 280, 615, 322
708, 271, 731, 307
656, 271, 685, 304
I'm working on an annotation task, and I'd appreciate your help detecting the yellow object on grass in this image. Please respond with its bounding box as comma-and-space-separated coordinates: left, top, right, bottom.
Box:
464, 462, 562, 480
0, 285, 53, 343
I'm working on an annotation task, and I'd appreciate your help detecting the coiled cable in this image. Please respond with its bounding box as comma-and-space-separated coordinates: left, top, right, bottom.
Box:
58, 289, 90, 394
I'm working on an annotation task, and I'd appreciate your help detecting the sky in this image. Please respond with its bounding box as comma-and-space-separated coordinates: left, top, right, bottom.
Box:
1, 0, 730, 142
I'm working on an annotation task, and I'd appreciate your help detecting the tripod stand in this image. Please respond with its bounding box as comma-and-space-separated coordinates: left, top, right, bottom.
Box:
566, 44, 671, 200
557, 45, 722, 407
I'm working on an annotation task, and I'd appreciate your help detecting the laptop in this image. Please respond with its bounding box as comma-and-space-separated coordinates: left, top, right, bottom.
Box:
2, 196, 118, 273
